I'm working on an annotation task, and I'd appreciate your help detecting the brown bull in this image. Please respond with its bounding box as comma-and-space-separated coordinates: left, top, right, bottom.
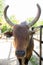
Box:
4, 4, 41, 65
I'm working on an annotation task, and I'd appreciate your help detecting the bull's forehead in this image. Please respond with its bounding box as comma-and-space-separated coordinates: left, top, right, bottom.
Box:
13, 25, 29, 37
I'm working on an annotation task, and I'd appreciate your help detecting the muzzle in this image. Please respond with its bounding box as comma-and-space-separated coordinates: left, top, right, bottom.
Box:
15, 50, 25, 57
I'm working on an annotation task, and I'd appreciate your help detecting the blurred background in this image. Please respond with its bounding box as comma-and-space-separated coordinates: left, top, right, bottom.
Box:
0, 0, 43, 33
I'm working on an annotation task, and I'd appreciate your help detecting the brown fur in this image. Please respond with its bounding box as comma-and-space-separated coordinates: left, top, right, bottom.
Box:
13, 25, 34, 65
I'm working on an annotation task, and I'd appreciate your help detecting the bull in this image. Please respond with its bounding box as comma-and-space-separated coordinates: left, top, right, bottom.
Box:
4, 4, 41, 65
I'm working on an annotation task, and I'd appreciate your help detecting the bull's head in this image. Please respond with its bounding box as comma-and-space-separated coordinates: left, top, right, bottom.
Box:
4, 4, 41, 59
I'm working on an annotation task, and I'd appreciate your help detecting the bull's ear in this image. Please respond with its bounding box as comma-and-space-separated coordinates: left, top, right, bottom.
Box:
28, 30, 35, 35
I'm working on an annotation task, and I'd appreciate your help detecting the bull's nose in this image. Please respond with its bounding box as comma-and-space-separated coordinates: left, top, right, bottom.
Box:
15, 50, 25, 57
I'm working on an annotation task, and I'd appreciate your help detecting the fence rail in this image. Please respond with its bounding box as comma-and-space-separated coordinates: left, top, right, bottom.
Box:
32, 25, 43, 65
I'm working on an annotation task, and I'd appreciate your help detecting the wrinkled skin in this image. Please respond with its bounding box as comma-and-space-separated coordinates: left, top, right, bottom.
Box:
13, 25, 34, 65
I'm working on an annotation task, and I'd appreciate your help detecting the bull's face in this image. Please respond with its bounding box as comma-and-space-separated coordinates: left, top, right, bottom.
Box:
13, 25, 31, 58
4, 4, 41, 58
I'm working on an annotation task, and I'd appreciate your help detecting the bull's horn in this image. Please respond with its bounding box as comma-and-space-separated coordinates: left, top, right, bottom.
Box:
28, 4, 41, 27
4, 5, 15, 26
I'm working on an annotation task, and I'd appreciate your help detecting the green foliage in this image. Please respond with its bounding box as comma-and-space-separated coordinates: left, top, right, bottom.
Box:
1, 22, 13, 33
37, 20, 43, 26
1, 24, 13, 33
0, 0, 4, 17
27, 17, 33, 22
27, 17, 43, 27
7, 27, 13, 32
10, 15, 19, 24
0, 17, 3, 22
27, 17, 38, 27
1, 25, 8, 32
30, 55, 38, 65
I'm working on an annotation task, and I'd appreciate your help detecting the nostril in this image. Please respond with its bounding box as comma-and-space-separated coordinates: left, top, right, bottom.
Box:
15, 50, 25, 57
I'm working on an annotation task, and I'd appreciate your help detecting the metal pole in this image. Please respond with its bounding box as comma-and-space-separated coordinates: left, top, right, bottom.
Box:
40, 26, 42, 65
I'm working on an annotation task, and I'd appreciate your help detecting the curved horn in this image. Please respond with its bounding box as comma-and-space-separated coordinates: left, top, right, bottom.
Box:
4, 5, 15, 26
28, 4, 41, 27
